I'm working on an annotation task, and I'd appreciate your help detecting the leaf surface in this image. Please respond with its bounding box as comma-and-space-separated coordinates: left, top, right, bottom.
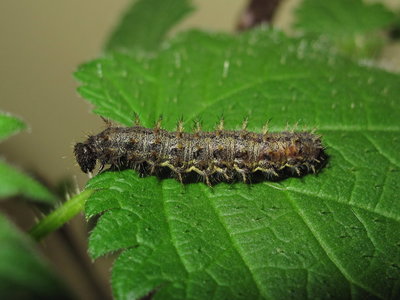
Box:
105, 0, 193, 52
0, 214, 70, 299
296, 0, 396, 36
77, 28, 400, 299
0, 161, 55, 203
0, 113, 56, 204
295, 0, 397, 58
0, 112, 26, 142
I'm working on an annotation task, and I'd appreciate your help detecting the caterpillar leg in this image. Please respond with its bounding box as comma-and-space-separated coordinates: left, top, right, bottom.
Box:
204, 175, 211, 187
147, 161, 156, 174
185, 165, 213, 186
160, 161, 178, 172
97, 163, 105, 174
160, 161, 184, 183
253, 166, 279, 177
234, 165, 248, 183
176, 172, 183, 184
292, 166, 301, 176
185, 165, 206, 176
284, 163, 301, 176
213, 166, 231, 181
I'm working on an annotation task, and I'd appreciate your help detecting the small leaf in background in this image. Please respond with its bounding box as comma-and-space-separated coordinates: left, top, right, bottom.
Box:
105, 0, 194, 52
77, 26, 400, 299
0, 161, 55, 204
0, 214, 71, 299
0, 112, 26, 142
0, 112, 56, 204
295, 0, 397, 58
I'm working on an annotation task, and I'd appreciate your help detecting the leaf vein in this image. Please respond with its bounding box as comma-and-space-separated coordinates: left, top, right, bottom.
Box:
159, 183, 190, 275
204, 187, 264, 298
286, 187, 400, 223
284, 192, 384, 299
363, 133, 400, 168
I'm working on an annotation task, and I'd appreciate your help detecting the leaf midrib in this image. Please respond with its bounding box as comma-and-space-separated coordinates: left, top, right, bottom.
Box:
201, 185, 265, 299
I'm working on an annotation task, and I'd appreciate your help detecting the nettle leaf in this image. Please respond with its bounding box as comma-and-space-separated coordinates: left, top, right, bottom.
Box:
0, 161, 55, 204
0, 112, 56, 204
295, 0, 397, 58
0, 112, 26, 142
0, 214, 70, 299
76, 28, 400, 299
105, 0, 193, 52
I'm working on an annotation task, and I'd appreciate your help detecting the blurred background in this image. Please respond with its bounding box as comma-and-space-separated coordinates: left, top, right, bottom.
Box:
0, 0, 399, 299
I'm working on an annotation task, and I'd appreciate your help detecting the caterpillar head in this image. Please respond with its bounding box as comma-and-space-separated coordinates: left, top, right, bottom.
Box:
74, 142, 97, 173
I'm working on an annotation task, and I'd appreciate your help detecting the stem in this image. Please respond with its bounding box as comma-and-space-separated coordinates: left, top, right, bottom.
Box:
29, 189, 94, 241
237, 0, 281, 31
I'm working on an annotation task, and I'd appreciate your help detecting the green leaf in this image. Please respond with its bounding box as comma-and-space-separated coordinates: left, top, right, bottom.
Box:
77, 29, 400, 299
0, 112, 26, 142
0, 161, 56, 204
105, 0, 194, 52
296, 0, 396, 36
0, 214, 70, 299
295, 0, 397, 58
0, 112, 56, 204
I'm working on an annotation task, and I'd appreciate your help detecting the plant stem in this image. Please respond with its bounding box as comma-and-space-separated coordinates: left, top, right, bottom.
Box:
29, 189, 94, 241
237, 0, 281, 31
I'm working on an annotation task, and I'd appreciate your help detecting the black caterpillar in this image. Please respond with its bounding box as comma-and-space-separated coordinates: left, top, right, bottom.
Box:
74, 118, 326, 185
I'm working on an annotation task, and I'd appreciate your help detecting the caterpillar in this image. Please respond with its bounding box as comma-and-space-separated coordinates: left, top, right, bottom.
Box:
74, 118, 326, 186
